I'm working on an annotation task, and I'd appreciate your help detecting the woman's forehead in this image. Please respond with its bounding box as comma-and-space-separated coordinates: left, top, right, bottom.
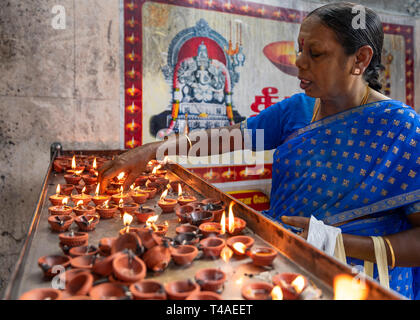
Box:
298, 16, 338, 45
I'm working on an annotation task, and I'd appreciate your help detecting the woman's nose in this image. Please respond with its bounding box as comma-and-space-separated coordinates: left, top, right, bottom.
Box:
295, 51, 308, 70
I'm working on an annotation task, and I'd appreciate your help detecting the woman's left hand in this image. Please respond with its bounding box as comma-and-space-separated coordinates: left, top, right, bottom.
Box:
281, 216, 311, 239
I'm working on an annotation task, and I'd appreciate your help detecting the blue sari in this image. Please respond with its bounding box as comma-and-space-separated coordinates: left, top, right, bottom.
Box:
244, 93, 420, 299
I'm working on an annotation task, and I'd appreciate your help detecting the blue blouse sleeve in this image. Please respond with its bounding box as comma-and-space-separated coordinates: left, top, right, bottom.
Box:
243, 93, 316, 151
405, 202, 420, 216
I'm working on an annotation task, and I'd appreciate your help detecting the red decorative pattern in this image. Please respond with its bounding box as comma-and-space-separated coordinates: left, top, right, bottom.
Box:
123, 0, 415, 150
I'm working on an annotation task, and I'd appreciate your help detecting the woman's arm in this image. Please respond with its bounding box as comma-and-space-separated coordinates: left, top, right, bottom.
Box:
98, 123, 243, 193
282, 212, 420, 267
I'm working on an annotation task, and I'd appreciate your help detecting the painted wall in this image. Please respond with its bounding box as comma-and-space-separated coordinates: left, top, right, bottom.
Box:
0, 0, 418, 296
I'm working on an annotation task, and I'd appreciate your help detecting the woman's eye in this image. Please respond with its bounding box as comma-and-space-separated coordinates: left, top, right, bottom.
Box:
310, 51, 322, 58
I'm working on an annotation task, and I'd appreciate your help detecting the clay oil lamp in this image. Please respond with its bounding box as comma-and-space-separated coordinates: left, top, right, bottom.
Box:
73, 200, 96, 216
175, 224, 199, 234
220, 202, 246, 236
170, 244, 199, 266
98, 237, 116, 256
64, 169, 84, 185
135, 206, 156, 223
148, 164, 164, 182
241, 282, 274, 300
71, 186, 92, 206
75, 183, 96, 195
134, 173, 149, 187
59, 231, 89, 248
75, 214, 99, 232
96, 200, 118, 219
111, 186, 132, 204
173, 232, 200, 246
49, 184, 69, 206
199, 222, 222, 237
272, 273, 309, 300
19, 288, 62, 300
226, 235, 255, 256
154, 176, 170, 188
200, 199, 225, 221
198, 237, 226, 259
118, 197, 139, 215
249, 247, 278, 267
60, 184, 75, 196
66, 155, 85, 175
69, 245, 99, 257
48, 214, 74, 232
142, 242, 171, 272
195, 268, 227, 292
106, 187, 120, 196
164, 279, 200, 300
91, 183, 111, 206
188, 210, 213, 226
138, 181, 158, 199
135, 228, 162, 250
158, 189, 177, 213
186, 291, 222, 300
119, 213, 134, 235
111, 232, 143, 256
177, 184, 197, 206
63, 272, 94, 298
70, 254, 97, 270
145, 215, 168, 236
92, 252, 121, 276
175, 204, 199, 223
48, 197, 73, 216
112, 250, 147, 283
110, 172, 126, 189
130, 186, 148, 204
82, 170, 98, 186
38, 255, 71, 279
129, 280, 167, 300
89, 282, 129, 300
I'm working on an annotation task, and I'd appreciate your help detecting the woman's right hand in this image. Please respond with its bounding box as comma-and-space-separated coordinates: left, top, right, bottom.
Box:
97, 142, 160, 194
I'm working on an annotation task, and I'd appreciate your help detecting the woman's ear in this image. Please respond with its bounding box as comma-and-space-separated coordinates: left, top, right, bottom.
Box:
352, 45, 373, 75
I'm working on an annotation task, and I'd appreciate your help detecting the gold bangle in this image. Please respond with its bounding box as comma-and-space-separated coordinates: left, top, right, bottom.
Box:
384, 237, 396, 269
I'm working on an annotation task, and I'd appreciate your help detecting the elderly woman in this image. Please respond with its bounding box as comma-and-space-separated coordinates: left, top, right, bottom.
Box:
99, 3, 420, 299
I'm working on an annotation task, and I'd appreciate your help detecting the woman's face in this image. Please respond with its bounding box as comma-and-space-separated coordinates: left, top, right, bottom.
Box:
295, 16, 355, 99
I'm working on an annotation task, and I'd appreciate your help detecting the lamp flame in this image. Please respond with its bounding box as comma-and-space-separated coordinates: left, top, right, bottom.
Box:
291, 275, 306, 294
220, 246, 233, 263
93, 157, 97, 170
81, 186, 86, 195
71, 155, 76, 170
333, 274, 368, 300
95, 183, 100, 197
160, 189, 169, 201
228, 201, 235, 234
146, 215, 159, 232
232, 242, 247, 254
130, 183, 135, 191
178, 183, 182, 197
271, 286, 284, 300
76, 200, 83, 208
74, 169, 83, 176
117, 172, 125, 181
62, 197, 68, 206
220, 210, 226, 235
56, 184, 61, 196
122, 212, 133, 233
118, 198, 124, 208
104, 200, 109, 209
152, 164, 162, 175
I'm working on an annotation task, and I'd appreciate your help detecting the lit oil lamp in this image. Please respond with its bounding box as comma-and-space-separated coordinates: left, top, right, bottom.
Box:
66, 155, 85, 175
111, 186, 132, 204
125, 118, 140, 133
249, 247, 278, 267
73, 200, 96, 216
110, 172, 126, 189
220, 245, 234, 263
199, 222, 222, 237
119, 213, 134, 235
134, 173, 149, 187
130, 184, 148, 204
272, 273, 309, 300
333, 274, 368, 300
226, 235, 255, 256
49, 184, 69, 206
117, 195, 139, 215
220, 202, 246, 235
126, 83, 140, 96
92, 183, 111, 206
49, 197, 73, 216
71, 186, 92, 206
82, 159, 98, 185
271, 286, 283, 300
75, 214, 99, 232
64, 169, 84, 185
138, 182, 158, 199
177, 184, 197, 206
157, 189, 177, 213
96, 200, 118, 219
135, 206, 156, 223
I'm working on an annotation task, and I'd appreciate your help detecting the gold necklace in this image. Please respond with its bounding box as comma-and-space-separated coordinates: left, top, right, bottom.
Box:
311, 85, 370, 123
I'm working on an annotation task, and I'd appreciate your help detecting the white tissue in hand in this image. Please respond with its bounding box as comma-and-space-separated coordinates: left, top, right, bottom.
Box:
307, 215, 341, 256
